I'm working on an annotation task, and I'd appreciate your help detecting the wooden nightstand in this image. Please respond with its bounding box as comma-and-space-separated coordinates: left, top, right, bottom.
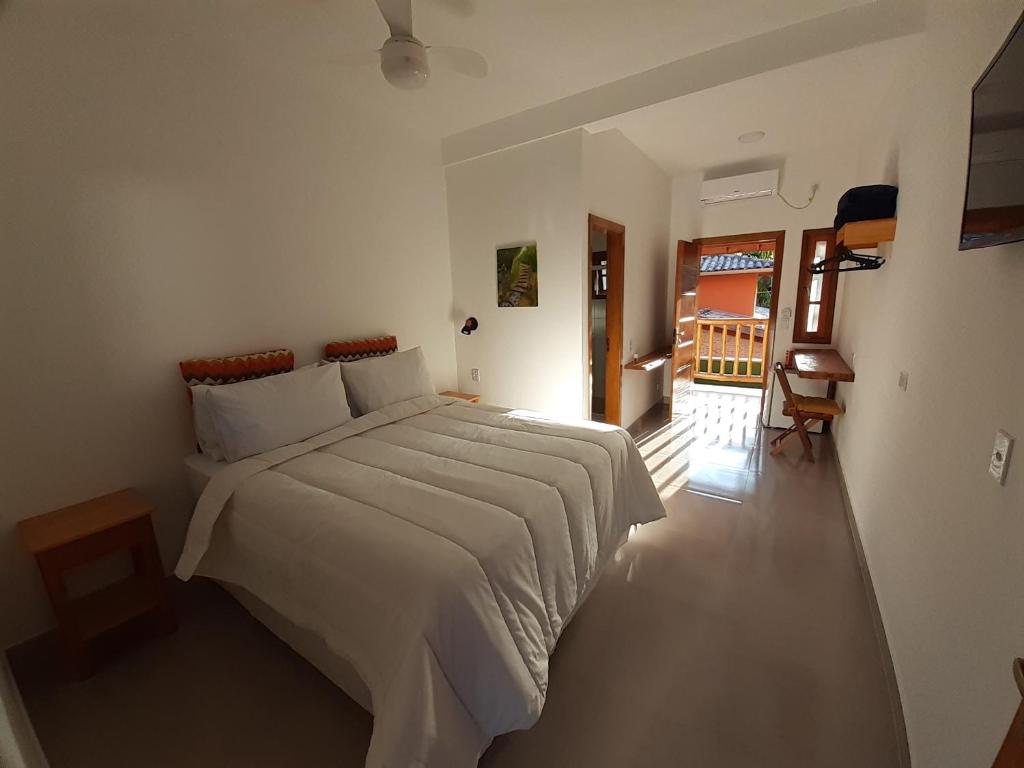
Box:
18, 489, 176, 678
439, 390, 481, 403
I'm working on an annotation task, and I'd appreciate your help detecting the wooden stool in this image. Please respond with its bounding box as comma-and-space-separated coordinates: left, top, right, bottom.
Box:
439, 390, 481, 403
18, 489, 176, 678
992, 658, 1024, 766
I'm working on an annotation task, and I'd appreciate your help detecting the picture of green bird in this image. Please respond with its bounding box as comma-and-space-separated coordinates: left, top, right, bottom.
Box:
496, 243, 539, 307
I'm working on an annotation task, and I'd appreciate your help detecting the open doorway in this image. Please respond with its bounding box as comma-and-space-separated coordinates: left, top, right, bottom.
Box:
669, 231, 784, 420
693, 231, 784, 390
588, 215, 624, 424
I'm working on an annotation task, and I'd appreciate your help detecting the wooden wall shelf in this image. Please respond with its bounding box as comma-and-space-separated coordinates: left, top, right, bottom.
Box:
835, 218, 896, 249
624, 347, 672, 372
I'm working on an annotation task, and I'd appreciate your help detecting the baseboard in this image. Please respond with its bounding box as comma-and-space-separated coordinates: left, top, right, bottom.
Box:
828, 436, 911, 768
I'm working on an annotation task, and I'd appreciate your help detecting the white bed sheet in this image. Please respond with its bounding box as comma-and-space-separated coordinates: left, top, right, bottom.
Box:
176, 395, 665, 768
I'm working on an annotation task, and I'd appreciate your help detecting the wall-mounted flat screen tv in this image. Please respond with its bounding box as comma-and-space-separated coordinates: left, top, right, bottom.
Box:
960, 11, 1024, 250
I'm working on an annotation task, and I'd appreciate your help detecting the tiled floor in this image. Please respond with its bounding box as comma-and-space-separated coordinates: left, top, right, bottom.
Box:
638, 383, 765, 494
11, 386, 901, 767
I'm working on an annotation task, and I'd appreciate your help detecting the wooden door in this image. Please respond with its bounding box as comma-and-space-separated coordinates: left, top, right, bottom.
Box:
669, 240, 700, 419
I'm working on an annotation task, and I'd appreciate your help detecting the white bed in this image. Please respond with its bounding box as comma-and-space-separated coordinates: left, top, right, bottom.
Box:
176, 393, 665, 768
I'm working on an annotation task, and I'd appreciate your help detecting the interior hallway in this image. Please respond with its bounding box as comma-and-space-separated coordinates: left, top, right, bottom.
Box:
10, 386, 902, 767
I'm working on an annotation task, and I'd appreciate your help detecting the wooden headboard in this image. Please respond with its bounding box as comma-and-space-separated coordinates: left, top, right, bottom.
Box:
178, 348, 294, 387
322, 335, 398, 363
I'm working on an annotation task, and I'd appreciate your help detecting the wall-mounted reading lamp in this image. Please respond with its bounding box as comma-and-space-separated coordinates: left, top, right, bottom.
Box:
460, 317, 479, 335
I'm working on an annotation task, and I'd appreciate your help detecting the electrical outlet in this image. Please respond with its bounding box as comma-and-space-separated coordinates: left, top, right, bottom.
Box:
470, 368, 480, 383
989, 430, 1014, 485
897, 370, 909, 391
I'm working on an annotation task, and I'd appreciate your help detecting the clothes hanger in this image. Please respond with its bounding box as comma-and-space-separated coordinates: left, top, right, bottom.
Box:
808, 244, 885, 274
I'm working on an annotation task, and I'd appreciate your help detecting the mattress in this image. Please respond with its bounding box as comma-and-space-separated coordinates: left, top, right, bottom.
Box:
176, 394, 665, 768
183, 453, 225, 500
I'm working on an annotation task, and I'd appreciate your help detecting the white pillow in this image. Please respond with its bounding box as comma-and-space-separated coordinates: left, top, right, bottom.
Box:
340, 347, 434, 415
189, 362, 329, 460
190, 385, 226, 461
204, 362, 352, 462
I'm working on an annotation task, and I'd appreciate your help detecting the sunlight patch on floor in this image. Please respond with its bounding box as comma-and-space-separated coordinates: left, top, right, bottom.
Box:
637, 384, 764, 503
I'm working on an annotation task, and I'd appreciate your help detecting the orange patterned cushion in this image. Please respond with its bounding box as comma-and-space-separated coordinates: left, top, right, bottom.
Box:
179, 349, 294, 387
323, 335, 398, 363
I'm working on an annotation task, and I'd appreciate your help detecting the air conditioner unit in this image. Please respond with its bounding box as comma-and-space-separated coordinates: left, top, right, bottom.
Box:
700, 170, 779, 205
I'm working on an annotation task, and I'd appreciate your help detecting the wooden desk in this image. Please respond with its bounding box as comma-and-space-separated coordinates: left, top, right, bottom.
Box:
791, 348, 854, 399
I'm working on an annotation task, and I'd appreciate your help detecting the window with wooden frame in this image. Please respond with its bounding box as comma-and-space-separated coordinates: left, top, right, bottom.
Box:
794, 228, 838, 344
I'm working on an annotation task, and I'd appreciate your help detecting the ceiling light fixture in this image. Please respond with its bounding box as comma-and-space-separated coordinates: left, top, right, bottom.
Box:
381, 37, 431, 90
738, 130, 766, 144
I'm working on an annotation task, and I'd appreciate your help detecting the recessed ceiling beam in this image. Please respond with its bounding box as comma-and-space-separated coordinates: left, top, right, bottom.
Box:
441, 0, 925, 166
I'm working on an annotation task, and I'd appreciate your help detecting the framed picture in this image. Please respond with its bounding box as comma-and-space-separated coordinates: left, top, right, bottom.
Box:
496, 243, 538, 307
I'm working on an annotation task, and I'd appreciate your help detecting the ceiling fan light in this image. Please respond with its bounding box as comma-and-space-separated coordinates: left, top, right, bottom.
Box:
381, 37, 430, 90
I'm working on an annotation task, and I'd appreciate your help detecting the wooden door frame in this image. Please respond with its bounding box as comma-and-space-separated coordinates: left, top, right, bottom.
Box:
691, 230, 785, 420
588, 214, 625, 425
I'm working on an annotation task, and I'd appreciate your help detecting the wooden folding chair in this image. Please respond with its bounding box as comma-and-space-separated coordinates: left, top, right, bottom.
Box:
770, 362, 843, 462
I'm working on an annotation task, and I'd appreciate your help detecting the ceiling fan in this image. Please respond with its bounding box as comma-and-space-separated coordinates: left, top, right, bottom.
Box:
353, 0, 488, 90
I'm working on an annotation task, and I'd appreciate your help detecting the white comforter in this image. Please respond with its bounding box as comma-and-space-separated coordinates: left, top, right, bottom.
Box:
176, 395, 665, 767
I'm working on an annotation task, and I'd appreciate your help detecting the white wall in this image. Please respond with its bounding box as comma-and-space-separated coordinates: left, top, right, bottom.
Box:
833, 2, 1024, 765
668, 150, 860, 425
447, 131, 587, 418
0, 3, 458, 647
446, 129, 670, 427
583, 129, 671, 428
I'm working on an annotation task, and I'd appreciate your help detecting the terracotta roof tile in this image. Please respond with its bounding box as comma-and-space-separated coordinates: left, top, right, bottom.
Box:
700, 254, 774, 273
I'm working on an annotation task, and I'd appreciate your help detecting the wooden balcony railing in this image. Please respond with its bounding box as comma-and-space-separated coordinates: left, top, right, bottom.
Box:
695, 318, 768, 384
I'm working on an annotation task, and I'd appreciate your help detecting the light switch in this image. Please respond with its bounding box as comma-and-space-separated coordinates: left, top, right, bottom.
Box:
989, 430, 1014, 485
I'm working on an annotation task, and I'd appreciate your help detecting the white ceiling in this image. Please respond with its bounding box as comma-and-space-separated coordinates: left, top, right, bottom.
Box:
3, 0, 921, 176
587, 35, 916, 177
403, 0, 874, 134
18, 0, 876, 139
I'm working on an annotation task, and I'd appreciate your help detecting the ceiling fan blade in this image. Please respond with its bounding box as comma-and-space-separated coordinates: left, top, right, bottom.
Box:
428, 0, 475, 17
374, 0, 413, 38
429, 46, 488, 78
